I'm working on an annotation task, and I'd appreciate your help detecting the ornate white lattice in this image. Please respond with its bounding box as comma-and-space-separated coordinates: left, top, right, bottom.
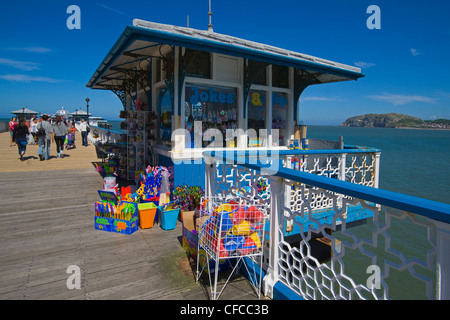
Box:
214, 161, 271, 204
279, 180, 438, 300
207, 152, 440, 300
345, 154, 376, 187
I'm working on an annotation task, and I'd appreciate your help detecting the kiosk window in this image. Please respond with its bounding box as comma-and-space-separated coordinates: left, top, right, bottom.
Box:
272, 92, 288, 146
272, 64, 289, 88
185, 84, 238, 148
158, 88, 172, 146
248, 60, 267, 86
183, 49, 211, 79
248, 89, 267, 147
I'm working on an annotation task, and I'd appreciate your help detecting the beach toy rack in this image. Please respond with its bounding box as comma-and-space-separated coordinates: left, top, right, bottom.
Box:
195, 196, 268, 300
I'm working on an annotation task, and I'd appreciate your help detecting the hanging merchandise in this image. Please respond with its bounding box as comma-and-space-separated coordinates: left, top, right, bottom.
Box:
143, 166, 165, 199
123, 165, 173, 204
159, 170, 170, 206
126, 110, 147, 181
103, 175, 117, 194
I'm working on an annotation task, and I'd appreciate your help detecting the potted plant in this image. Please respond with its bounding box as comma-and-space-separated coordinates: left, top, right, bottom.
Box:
173, 185, 204, 220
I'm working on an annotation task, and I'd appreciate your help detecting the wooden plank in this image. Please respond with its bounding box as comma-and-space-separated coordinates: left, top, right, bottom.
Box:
0, 135, 261, 300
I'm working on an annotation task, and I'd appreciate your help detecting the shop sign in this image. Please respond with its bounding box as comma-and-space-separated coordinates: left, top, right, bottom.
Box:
189, 86, 235, 105
250, 91, 265, 106
250, 91, 287, 107
272, 92, 287, 107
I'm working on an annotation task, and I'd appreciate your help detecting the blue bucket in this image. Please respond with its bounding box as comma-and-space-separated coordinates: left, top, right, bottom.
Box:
158, 206, 180, 230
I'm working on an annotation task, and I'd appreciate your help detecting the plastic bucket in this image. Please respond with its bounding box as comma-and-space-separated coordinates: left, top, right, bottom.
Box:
103, 175, 116, 190
138, 202, 157, 229
159, 207, 180, 230
140, 199, 159, 221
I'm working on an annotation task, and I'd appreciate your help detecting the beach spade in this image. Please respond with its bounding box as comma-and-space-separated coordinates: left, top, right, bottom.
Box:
223, 235, 245, 252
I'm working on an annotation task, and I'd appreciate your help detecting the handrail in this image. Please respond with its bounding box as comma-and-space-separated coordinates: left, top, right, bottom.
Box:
203, 150, 450, 224
203, 147, 380, 159
89, 125, 125, 135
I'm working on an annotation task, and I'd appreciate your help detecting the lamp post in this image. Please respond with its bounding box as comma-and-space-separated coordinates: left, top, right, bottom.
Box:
86, 98, 90, 125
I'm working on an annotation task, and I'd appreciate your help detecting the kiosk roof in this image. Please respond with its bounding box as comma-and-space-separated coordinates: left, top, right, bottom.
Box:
87, 19, 364, 89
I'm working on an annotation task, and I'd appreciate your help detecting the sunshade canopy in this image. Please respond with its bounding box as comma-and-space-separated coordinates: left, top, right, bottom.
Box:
10, 108, 39, 115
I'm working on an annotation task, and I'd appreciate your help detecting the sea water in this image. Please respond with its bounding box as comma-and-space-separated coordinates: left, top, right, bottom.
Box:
109, 121, 449, 204
308, 126, 450, 204
308, 126, 450, 299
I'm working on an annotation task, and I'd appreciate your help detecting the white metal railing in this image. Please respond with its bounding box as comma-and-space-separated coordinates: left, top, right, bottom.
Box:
84, 125, 125, 161
212, 149, 380, 214
88, 125, 122, 145
203, 149, 450, 300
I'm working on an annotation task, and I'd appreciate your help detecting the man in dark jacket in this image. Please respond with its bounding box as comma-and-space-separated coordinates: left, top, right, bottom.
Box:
13, 117, 29, 161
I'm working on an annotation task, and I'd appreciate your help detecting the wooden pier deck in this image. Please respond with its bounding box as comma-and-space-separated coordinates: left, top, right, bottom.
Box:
0, 131, 261, 300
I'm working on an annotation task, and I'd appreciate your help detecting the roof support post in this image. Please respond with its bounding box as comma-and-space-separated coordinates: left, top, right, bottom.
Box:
263, 175, 283, 298
113, 89, 127, 110
174, 47, 180, 130
161, 45, 175, 116
243, 59, 270, 128
178, 48, 205, 117
94, 84, 128, 111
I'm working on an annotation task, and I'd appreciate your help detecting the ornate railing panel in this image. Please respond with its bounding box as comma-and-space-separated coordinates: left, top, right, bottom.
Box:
203, 150, 450, 300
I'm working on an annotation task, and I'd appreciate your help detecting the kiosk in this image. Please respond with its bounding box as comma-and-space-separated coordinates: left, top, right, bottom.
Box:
86, 19, 364, 187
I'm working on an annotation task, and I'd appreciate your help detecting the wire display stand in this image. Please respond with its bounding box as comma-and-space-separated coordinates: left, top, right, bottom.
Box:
195, 196, 268, 300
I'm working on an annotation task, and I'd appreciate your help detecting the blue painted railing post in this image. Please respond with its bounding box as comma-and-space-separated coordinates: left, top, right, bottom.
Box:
263, 176, 283, 298
437, 221, 450, 299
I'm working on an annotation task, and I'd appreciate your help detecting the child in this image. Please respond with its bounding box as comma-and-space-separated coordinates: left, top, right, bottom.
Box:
9, 117, 17, 147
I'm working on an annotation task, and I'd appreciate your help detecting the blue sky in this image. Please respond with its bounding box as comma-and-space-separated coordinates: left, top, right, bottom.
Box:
0, 0, 449, 124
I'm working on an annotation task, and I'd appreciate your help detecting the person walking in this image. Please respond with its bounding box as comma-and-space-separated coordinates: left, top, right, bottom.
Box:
52, 115, 68, 158
9, 117, 17, 147
36, 114, 54, 161
12, 117, 29, 161
30, 117, 38, 144
80, 119, 89, 146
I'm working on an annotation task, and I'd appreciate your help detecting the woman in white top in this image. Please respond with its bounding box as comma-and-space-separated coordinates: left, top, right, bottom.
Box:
30, 118, 38, 144
80, 119, 89, 146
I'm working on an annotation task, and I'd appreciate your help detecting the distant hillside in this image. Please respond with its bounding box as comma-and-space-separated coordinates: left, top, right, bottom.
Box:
340, 113, 450, 129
